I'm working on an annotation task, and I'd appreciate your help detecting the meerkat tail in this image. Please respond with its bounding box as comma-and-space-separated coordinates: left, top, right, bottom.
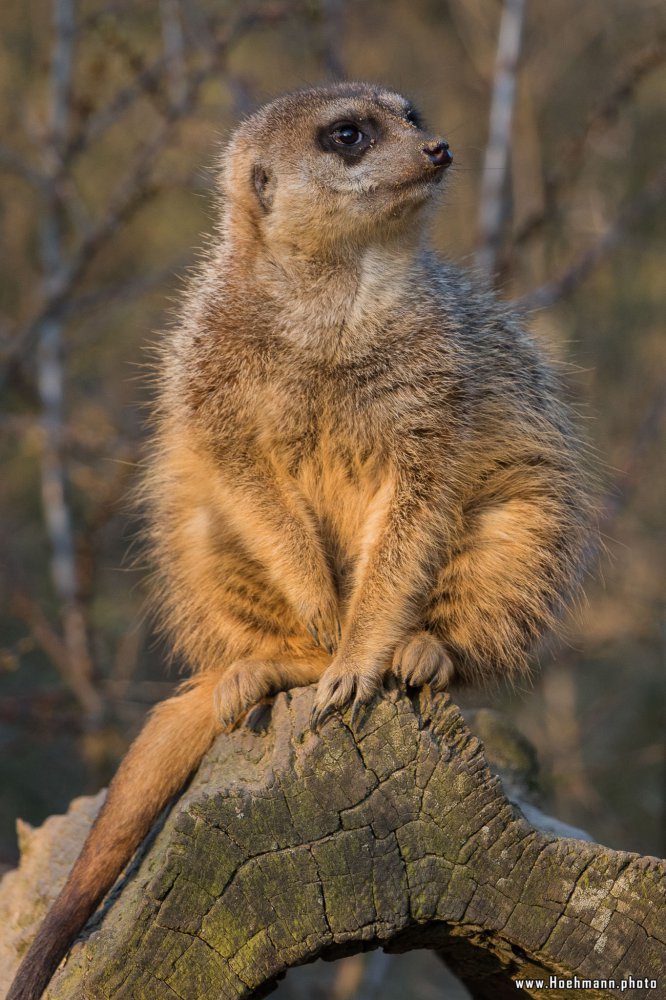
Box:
7, 672, 221, 1000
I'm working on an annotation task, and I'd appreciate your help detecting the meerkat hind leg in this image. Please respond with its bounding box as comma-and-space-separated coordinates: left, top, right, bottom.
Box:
391, 631, 453, 690
214, 656, 328, 730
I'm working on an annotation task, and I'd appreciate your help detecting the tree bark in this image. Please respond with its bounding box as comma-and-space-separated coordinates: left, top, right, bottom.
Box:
2, 686, 664, 1000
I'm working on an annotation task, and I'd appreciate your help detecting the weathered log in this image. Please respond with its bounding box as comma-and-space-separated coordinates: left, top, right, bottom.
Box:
1, 686, 664, 1000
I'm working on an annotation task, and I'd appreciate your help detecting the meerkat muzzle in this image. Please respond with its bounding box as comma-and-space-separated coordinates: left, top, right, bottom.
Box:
423, 139, 453, 168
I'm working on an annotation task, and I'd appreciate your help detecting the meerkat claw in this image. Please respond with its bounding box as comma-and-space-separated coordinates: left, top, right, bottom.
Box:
350, 695, 371, 730
309, 701, 335, 731
391, 632, 454, 691
310, 659, 383, 733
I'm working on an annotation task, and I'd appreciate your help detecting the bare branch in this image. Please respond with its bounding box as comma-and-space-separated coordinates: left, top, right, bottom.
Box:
65, 54, 170, 160
1, 2, 307, 389
602, 376, 666, 529
4, 588, 101, 719
0, 144, 45, 188
160, 0, 188, 111
9, 592, 70, 681
0, 690, 84, 731
47, 0, 76, 163
32, 0, 103, 725
64, 255, 191, 319
517, 164, 666, 311
475, 0, 526, 280
319, 0, 346, 80
108, 621, 146, 706
514, 36, 666, 246
1, 126, 170, 376
447, 0, 496, 89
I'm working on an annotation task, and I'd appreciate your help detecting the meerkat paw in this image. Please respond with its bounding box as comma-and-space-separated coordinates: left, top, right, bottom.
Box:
391, 632, 453, 691
309, 657, 382, 731
213, 660, 277, 731
305, 602, 342, 655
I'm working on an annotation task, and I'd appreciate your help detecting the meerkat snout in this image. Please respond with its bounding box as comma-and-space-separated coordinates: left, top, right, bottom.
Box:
423, 139, 452, 169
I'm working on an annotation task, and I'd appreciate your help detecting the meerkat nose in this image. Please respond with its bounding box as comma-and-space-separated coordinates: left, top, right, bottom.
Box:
423, 140, 453, 168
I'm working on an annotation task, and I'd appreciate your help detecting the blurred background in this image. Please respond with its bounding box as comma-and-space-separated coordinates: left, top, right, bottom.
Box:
0, 0, 664, 994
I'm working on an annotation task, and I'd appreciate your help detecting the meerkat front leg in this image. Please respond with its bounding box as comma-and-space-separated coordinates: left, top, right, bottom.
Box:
212, 461, 342, 653
310, 473, 449, 727
423, 458, 586, 684
391, 631, 454, 690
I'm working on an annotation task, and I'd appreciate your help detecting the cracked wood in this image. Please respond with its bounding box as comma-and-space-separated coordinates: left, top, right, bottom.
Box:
9, 686, 665, 999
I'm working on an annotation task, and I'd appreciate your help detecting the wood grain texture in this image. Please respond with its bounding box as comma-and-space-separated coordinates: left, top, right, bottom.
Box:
3, 686, 664, 1000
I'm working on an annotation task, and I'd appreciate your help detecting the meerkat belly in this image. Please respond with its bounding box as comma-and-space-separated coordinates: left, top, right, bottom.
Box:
297, 439, 395, 608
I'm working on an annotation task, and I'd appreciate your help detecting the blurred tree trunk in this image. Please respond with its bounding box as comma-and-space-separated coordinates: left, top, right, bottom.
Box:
2, 687, 664, 1000
37, 0, 103, 729
475, 0, 525, 281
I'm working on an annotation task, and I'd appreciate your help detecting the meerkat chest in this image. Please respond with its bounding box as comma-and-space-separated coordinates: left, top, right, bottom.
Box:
291, 430, 394, 590
254, 380, 396, 567
256, 373, 391, 476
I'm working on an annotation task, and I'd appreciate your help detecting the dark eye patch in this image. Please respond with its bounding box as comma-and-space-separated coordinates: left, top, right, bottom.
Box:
405, 107, 424, 128
318, 118, 377, 160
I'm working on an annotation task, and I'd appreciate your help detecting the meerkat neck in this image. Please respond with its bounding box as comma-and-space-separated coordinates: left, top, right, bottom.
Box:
226, 230, 424, 361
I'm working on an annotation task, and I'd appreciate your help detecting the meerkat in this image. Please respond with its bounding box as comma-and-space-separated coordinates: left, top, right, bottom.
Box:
8, 82, 592, 1000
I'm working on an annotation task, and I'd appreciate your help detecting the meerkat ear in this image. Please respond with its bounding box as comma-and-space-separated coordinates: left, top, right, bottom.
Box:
252, 164, 275, 211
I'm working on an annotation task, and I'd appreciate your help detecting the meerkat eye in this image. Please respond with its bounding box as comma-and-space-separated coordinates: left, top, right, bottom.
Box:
330, 123, 363, 146
318, 120, 374, 159
405, 108, 423, 128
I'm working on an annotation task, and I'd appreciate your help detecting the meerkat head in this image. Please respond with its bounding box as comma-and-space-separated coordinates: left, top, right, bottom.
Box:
219, 82, 452, 258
